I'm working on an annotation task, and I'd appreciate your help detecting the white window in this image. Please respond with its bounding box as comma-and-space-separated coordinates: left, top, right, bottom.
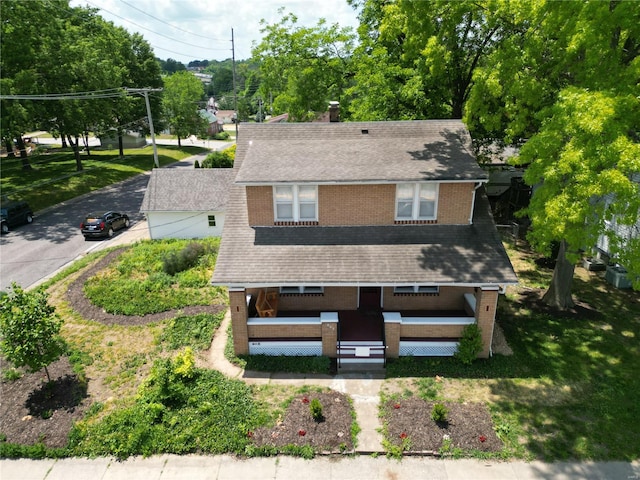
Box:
396, 183, 438, 220
394, 285, 439, 294
274, 185, 317, 221
280, 286, 324, 294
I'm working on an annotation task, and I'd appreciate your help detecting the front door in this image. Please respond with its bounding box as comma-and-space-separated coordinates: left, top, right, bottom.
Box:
359, 287, 381, 312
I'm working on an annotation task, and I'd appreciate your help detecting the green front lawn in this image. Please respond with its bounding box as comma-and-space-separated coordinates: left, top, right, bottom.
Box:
1, 145, 207, 212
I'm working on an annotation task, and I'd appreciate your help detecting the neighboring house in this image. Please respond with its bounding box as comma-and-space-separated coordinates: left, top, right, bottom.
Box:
140, 168, 235, 239
212, 119, 518, 367
199, 109, 224, 136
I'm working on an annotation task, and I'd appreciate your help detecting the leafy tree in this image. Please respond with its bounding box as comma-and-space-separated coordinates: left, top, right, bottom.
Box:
347, 0, 509, 121
252, 10, 356, 121
0, 283, 66, 383
466, 0, 640, 307
162, 71, 207, 147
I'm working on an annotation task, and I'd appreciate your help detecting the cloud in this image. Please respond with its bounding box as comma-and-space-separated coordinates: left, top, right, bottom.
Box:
72, 0, 359, 62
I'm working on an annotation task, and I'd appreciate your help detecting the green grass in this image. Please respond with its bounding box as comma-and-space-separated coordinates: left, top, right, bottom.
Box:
1, 145, 207, 212
83, 239, 226, 315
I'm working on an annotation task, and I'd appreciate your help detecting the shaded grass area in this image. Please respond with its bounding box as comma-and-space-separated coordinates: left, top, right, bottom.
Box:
1, 145, 207, 212
387, 242, 640, 461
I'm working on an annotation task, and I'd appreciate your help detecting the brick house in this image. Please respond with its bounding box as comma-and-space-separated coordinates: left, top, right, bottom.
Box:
212, 119, 517, 367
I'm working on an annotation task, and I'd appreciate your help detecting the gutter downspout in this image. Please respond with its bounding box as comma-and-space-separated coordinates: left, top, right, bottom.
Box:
469, 182, 484, 224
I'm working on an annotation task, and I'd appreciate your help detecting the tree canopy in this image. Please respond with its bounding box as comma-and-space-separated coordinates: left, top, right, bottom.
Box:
251, 10, 356, 121
162, 71, 206, 147
465, 0, 640, 305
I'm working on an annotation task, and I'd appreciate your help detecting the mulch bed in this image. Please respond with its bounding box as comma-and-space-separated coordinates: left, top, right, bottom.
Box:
250, 391, 355, 453
0, 356, 90, 448
383, 397, 502, 454
65, 248, 225, 326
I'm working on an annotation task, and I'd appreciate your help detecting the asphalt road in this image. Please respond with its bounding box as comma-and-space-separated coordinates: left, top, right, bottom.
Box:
0, 174, 150, 292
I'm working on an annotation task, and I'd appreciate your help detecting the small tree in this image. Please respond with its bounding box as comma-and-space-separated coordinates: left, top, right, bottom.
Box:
0, 283, 66, 382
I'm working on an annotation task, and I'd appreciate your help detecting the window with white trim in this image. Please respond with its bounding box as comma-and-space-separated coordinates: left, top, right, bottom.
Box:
274, 185, 317, 221
396, 183, 438, 220
280, 286, 324, 294
394, 285, 439, 294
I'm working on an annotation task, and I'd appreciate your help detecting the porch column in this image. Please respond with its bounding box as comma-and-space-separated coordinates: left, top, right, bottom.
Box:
383, 312, 401, 358
229, 288, 249, 355
321, 312, 338, 358
474, 288, 499, 358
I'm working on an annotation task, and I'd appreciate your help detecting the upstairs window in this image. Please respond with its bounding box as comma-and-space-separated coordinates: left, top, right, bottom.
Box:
274, 185, 317, 222
396, 183, 438, 220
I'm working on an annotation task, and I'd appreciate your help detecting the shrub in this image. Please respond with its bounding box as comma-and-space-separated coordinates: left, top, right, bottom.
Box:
454, 322, 483, 365
194, 159, 200, 168
201, 150, 233, 168
310, 398, 323, 422
162, 242, 208, 276
431, 403, 449, 423
214, 131, 230, 140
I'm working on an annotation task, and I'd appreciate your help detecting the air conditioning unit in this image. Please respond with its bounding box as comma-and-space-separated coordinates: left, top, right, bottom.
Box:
605, 265, 632, 289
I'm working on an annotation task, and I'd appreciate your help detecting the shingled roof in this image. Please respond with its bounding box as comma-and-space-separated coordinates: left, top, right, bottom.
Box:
234, 120, 488, 184
212, 119, 516, 288
140, 168, 235, 213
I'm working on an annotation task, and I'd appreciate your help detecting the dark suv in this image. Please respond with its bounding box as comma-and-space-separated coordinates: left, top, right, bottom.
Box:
80, 211, 130, 239
0, 199, 34, 234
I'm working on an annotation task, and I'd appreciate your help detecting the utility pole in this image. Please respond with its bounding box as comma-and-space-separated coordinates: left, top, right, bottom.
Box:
231, 28, 238, 140
126, 87, 162, 168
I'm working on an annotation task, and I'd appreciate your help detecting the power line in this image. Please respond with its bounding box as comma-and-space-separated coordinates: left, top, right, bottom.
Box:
118, 0, 227, 42
85, 0, 230, 55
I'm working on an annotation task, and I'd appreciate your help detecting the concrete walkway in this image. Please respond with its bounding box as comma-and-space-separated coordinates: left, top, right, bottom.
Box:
2, 455, 638, 480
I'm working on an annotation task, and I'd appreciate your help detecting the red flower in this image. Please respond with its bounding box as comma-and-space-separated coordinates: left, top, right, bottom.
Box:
298, 429, 307, 436
302, 397, 310, 404
400, 432, 407, 439
247, 431, 254, 438
393, 403, 401, 409
479, 435, 487, 443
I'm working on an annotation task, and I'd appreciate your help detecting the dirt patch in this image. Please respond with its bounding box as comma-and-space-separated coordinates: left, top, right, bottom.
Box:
250, 391, 355, 453
0, 356, 90, 448
383, 397, 502, 454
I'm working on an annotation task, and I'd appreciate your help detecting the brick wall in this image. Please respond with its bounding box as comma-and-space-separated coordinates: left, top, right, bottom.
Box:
229, 290, 249, 355
400, 323, 466, 338
278, 287, 357, 310
385, 321, 400, 358
322, 321, 338, 357
248, 323, 321, 338
382, 286, 474, 310
474, 289, 499, 358
319, 184, 395, 225
437, 183, 475, 224
245, 183, 474, 226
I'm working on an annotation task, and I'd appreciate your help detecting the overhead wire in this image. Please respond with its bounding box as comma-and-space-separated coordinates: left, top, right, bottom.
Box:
84, 0, 231, 57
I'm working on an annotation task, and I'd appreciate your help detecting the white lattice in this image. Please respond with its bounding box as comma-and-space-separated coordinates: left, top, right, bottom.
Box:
249, 341, 322, 356
399, 341, 459, 357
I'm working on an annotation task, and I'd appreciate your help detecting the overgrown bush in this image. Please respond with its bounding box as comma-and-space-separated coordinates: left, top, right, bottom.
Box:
213, 131, 230, 140
200, 145, 235, 168
162, 242, 208, 276
454, 322, 483, 365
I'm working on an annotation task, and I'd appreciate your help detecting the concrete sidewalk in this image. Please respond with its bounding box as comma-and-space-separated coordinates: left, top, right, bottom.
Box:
1, 455, 638, 480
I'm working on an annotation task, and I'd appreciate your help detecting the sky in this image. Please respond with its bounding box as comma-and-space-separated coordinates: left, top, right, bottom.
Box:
70, 0, 360, 64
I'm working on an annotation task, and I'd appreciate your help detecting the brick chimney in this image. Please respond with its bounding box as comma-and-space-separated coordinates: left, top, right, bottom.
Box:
329, 101, 340, 122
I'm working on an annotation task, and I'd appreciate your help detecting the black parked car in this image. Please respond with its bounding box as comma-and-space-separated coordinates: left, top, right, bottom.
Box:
1, 199, 34, 234
80, 211, 130, 239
